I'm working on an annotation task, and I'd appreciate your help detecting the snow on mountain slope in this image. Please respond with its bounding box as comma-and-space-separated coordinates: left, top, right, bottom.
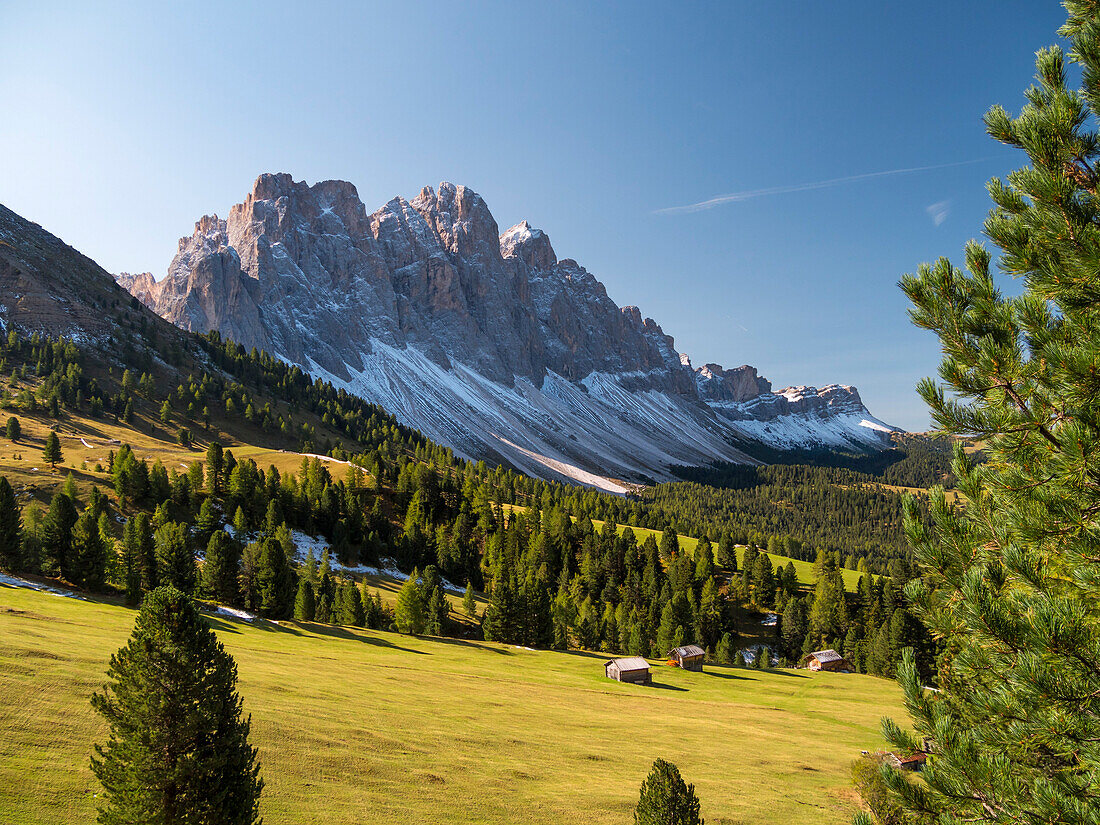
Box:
121, 173, 900, 487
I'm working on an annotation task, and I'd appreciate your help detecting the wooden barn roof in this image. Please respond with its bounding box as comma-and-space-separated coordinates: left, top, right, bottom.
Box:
607, 657, 650, 671
670, 645, 705, 658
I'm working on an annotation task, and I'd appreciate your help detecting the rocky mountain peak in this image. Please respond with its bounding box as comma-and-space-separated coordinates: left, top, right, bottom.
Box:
501, 220, 557, 271
411, 182, 501, 260
114, 173, 898, 489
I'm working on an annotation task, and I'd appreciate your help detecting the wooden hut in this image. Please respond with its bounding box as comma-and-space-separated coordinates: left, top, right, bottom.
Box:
668, 644, 705, 671
883, 751, 927, 771
802, 649, 854, 672
605, 657, 652, 685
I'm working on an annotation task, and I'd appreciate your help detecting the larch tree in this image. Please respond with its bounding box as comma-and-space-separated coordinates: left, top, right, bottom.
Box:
870, 5, 1100, 823
394, 570, 426, 635
90, 586, 262, 825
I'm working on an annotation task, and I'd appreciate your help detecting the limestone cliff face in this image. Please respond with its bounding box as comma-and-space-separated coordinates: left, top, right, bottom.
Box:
115, 272, 158, 309
123, 173, 897, 488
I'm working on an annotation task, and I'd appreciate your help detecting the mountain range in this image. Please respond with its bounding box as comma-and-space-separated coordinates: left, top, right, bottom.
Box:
114, 174, 896, 491
4, 173, 895, 492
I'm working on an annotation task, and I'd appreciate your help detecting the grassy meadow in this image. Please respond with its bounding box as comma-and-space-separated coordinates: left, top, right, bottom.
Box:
0, 584, 905, 825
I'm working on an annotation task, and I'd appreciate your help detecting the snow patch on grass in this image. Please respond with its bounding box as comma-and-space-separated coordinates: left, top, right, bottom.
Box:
288, 530, 464, 593
0, 572, 88, 600
211, 605, 258, 623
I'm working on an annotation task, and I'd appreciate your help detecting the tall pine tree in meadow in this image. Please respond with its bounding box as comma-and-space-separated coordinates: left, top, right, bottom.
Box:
394, 570, 426, 635
90, 586, 262, 825
634, 758, 704, 825
869, 6, 1100, 823
42, 429, 62, 470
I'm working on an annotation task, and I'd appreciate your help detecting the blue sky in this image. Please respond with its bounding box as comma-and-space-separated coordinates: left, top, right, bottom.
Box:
0, 2, 1070, 430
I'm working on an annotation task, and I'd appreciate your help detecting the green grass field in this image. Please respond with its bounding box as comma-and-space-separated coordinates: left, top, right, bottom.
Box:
0, 584, 905, 825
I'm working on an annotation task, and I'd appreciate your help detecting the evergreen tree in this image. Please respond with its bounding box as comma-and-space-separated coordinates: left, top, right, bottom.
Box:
873, 9, 1100, 821
121, 518, 143, 605
781, 597, 808, 660
201, 531, 241, 605
462, 582, 476, 617
659, 527, 680, 561
751, 553, 775, 607
755, 645, 769, 670
71, 510, 107, 590
154, 523, 195, 594
634, 758, 703, 825
195, 499, 220, 548
294, 578, 316, 622
740, 543, 758, 594
5, 415, 20, 441
394, 572, 426, 634
123, 513, 157, 599
715, 632, 734, 665
807, 552, 847, 646
41, 489, 77, 578
232, 506, 249, 538
657, 592, 693, 654
43, 429, 62, 470
0, 476, 22, 572
426, 585, 447, 636
90, 586, 263, 824
335, 580, 365, 627
62, 472, 79, 503
715, 533, 737, 571
255, 538, 294, 619
693, 536, 714, 584
206, 442, 224, 496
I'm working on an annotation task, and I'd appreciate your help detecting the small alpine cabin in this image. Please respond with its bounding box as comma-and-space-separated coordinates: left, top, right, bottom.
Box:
668, 644, 705, 671
884, 751, 928, 771
605, 657, 652, 685
803, 649, 854, 672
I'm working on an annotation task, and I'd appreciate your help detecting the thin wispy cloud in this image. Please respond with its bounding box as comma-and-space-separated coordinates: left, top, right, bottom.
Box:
655, 158, 991, 215
925, 199, 951, 226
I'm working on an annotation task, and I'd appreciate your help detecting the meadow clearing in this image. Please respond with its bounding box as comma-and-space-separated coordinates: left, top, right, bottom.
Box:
0, 583, 905, 825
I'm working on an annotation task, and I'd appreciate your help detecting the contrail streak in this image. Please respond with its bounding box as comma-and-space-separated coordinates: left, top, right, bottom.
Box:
654, 157, 996, 215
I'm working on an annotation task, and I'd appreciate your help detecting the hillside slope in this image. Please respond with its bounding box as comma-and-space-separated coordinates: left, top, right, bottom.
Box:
0, 585, 904, 825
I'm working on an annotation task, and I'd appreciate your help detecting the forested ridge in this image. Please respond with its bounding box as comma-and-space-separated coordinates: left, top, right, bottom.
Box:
0, 323, 933, 679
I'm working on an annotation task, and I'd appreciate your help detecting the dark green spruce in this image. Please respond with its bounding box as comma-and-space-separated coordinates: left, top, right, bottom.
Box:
90, 586, 262, 825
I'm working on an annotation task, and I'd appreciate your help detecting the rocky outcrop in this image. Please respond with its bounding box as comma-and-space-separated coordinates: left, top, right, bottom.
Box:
122, 174, 898, 488
694, 363, 772, 403
115, 272, 158, 309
